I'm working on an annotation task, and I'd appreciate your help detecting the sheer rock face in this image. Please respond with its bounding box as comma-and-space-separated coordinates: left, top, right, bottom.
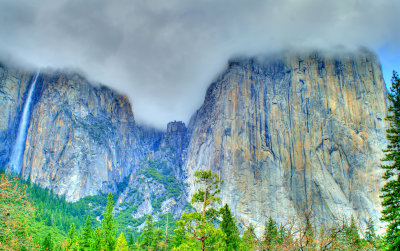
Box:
0, 65, 187, 210
184, 51, 388, 231
19, 72, 152, 201
0, 67, 33, 167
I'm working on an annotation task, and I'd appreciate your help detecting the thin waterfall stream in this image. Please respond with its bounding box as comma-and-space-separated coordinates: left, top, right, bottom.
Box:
8, 71, 40, 174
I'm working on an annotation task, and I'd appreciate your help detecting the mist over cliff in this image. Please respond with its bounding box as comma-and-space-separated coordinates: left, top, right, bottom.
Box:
0, 48, 388, 232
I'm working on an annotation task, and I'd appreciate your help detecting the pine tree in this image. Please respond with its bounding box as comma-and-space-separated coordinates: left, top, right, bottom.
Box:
220, 204, 240, 250
365, 218, 376, 247
381, 70, 400, 250
175, 169, 224, 251
277, 224, 286, 245
241, 223, 257, 251
102, 193, 117, 251
42, 233, 54, 251
80, 216, 93, 250
128, 233, 134, 248
115, 232, 128, 251
141, 215, 156, 249
263, 216, 278, 250
67, 223, 78, 250
345, 216, 361, 250
92, 227, 104, 251
173, 223, 193, 249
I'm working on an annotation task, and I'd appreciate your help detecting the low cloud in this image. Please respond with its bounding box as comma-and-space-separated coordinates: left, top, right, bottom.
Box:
0, 0, 399, 128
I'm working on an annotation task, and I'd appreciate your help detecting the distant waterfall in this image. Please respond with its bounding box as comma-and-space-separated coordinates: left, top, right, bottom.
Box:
8, 72, 40, 175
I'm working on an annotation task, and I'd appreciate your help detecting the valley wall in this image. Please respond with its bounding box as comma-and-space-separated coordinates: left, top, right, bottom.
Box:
0, 49, 388, 231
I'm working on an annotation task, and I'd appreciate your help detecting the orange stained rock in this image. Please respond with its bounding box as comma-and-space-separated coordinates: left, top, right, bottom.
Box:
108, 160, 112, 172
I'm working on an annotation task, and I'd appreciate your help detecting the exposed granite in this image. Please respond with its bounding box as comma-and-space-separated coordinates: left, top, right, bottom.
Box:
184, 50, 388, 232
0, 67, 33, 167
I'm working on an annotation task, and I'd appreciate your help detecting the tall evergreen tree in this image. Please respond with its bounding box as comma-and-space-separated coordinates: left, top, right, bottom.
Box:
128, 233, 135, 248
365, 218, 376, 247
92, 227, 104, 251
67, 223, 78, 250
80, 216, 93, 250
102, 193, 117, 251
220, 204, 240, 250
42, 233, 54, 251
345, 216, 361, 250
241, 223, 257, 251
175, 169, 224, 251
115, 232, 128, 251
141, 215, 156, 249
381, 70, 400, 250
263, 216, 278, 249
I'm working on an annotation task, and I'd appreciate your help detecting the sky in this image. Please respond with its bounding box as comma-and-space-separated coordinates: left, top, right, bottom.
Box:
0, 0, 399, 129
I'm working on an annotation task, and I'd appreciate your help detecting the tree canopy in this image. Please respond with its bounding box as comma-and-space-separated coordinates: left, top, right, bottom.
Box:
381, 70, 400, 250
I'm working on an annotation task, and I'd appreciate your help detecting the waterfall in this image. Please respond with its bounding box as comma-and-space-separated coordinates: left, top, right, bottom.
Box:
8, 71, 40, 175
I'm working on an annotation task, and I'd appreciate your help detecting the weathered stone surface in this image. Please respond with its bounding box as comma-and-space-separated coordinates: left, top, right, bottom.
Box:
0, 66, 33, 167
0, 64, 188, 224
18, 72, 148, 201
184, 50, 388, 232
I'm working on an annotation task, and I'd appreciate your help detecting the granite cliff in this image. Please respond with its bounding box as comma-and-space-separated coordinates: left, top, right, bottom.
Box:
0, 49, 388, 232
185, 50, 388, 231
0, 66, 188, 224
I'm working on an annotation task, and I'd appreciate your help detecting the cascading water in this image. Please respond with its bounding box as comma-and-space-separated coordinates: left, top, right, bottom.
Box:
8, 71, 40, 175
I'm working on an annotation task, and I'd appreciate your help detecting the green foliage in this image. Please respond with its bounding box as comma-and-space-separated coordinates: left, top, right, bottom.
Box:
141, 215, 156, 248
344, 216, 361, 250
263, 216, 278, 249
80, 216, 93, 250
92, 227, 104, 251
2, 166, 388, 251
241, 223, 257, 251
115, 232, 128, 251
176, 169, 224, 251
140, 215, 165, 249
128, 233, 134, 248
381, 70, 400, 250
220, 204, 240, 251
42, 233, 54, 251
141, 162, 183, 200
0, 174, 36, 250
365, 218, 377, 247
67, 223, 78, 250
115, 200, 143, 237
102, 193, 117, 251
277, 224, 292, 247
21, 177, 107, 234
173, 223, 194, 249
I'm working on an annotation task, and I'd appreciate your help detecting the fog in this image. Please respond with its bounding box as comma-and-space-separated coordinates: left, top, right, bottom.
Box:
0, 0, 399, 128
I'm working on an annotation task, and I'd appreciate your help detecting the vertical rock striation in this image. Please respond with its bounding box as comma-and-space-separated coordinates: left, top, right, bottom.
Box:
0, 65, 34, 168
19, 72, 138, 200
184, 50, 388, 231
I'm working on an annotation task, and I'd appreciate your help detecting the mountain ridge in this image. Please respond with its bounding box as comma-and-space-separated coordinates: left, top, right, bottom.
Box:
0, 48, 388, 233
